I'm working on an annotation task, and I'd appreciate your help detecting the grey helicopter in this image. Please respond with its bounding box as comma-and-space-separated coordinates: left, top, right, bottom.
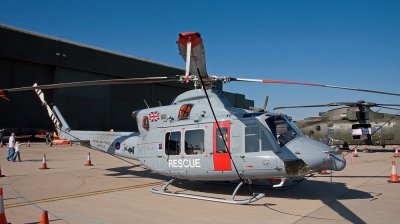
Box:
2, 32, 400, 205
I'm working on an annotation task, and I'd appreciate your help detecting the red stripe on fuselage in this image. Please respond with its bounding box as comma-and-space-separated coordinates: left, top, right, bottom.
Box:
261, 80, 325, 87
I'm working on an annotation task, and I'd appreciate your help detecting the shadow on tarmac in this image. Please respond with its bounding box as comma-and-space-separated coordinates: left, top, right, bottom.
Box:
104, 165, 170, 181
104, 165, 372, 223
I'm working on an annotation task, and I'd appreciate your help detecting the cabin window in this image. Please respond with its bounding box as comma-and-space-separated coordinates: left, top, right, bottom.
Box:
245, 126, 260, 153
178, 104, 193, 119
374, 126, 382, 133
215, 127, 229, 153
316, 125, 321, 131
328, 127, 334, 134
184, 129, 204, 155
244, 124, 275, 153
165, 131, 181, 155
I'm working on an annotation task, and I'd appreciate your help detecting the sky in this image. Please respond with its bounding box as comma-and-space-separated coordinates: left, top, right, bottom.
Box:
1, 0, 399, 120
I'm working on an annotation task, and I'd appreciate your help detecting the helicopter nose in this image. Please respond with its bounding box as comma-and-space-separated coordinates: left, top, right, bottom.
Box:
326, 153, 346, 171
285, 137, 346, 172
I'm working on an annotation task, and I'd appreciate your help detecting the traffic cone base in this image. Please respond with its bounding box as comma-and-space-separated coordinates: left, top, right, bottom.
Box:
388, 161, 400, 183
388, 179, 400, 183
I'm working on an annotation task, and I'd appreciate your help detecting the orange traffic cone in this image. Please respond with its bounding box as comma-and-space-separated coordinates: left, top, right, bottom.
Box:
40, 210, 49, 224
0, 164, 4, 177
27, 140, 31, 147
319, 169, 329, 175
0, 187, 8, 224
388, 161, 400, 183
84, 152, 93, 166
394, 146, 399, 158
353, 147, 359, 157
39, 154, 48, 169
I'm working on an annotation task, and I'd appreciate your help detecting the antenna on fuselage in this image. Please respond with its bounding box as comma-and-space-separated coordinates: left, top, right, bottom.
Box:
143, 99, 149, 109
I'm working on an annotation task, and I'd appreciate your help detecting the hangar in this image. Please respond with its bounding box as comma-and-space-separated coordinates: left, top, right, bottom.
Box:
0, 24, 253, 135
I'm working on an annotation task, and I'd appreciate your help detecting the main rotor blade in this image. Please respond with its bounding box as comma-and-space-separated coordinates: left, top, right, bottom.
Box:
377, 106, 400, 111
2, 76, 179, 93
375, 103, 400, 107
230, 78, 400, 97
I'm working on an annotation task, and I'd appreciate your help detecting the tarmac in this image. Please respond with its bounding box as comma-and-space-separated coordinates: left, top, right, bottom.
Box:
0, 142, 399, 224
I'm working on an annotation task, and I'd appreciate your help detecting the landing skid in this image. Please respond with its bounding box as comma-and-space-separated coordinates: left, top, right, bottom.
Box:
208, 178, 304, 191
150, 179, 265, 205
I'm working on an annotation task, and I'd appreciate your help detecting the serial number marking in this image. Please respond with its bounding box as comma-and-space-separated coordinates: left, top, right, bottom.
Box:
92, 139, 112, 149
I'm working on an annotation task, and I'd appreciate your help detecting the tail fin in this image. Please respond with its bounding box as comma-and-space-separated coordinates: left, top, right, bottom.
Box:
33, 83, 69, 138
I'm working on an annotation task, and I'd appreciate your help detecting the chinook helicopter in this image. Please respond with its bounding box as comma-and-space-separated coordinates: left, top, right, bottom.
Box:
2, 32, 400, 204
274, 101, 400, 149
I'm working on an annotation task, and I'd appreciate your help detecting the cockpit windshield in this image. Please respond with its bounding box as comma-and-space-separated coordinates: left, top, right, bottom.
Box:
265, 115, 302, 147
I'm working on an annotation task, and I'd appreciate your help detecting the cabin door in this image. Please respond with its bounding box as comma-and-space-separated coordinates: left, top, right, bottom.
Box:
213, 121, 232, 171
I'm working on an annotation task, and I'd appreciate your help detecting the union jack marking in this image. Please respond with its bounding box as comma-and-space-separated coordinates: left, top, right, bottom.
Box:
149, 111, 160, 122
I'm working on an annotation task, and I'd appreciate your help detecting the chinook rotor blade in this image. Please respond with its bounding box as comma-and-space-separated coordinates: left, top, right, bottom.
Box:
377, 106, 400, 111
177, 32, 209, 80
374, 103, 400, 107
1, 76, 179, 93
228, 77, 400, 97
274, 101, 400, 110
273, 103, 343, 110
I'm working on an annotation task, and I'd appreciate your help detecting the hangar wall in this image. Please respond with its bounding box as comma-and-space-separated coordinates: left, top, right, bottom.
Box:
0, 24, 253, 135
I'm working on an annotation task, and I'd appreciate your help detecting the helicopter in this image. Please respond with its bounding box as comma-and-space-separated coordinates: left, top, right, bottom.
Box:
2, 32, 400, 205
274, 100, 400, 149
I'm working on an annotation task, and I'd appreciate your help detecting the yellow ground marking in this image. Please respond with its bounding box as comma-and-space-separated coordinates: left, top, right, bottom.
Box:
5, 181, 165, 209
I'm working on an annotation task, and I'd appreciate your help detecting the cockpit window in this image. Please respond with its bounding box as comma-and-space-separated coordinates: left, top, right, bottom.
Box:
265, 115, 301, 147
245, 124, 276, 153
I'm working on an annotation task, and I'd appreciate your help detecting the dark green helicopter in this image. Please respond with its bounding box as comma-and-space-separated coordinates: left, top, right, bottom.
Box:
273, 100, 400, 148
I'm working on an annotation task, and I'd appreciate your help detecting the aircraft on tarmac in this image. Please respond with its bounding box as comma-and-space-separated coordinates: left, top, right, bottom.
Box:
274, 100, 400, 149
2, 32, 400, 204
0, 128, 32, 145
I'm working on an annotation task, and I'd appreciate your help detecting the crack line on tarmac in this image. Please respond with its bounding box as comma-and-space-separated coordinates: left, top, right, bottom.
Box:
351, 156, 397, 165
5, 181, 164, 209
